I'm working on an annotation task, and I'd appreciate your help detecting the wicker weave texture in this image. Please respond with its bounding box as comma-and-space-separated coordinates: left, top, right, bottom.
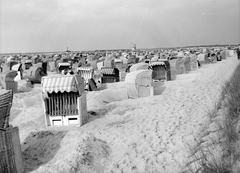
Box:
0, 90, 13, 129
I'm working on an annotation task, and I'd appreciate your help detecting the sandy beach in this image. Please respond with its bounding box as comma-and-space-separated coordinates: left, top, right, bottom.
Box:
8, 54, 239, 173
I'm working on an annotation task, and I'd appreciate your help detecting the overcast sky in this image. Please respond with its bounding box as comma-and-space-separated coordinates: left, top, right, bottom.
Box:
0, 0, 239, 53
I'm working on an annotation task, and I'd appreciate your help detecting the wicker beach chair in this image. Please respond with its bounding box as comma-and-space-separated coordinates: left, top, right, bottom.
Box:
24, 60, 33, 70
125, 70, 153, 99
157, 59, 171, 81
149, 61, 167, 81
0, 71, 18, 93
24, 66, 45, 84
0, 90, 13, 129
183, 56, 191, 72
41, 75, 87, 126
0, 127, 24, 173
101, 67, 120, 83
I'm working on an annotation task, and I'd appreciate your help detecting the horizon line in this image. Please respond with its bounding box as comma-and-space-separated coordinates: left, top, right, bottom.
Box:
0, 43, 237, 55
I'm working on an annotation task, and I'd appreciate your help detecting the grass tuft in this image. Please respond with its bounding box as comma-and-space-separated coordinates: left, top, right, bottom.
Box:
185, 62, 240, 173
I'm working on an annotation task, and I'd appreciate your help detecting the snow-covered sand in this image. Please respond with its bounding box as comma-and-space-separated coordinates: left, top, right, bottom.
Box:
9, 55, 240, 173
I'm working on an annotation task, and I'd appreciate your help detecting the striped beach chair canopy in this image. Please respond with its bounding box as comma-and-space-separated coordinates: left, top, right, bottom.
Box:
41, 74, 85, 95
101, 67, 117, 75
149, 61, 165, 67
77, 66, 94, 83
77, 66, 94, 72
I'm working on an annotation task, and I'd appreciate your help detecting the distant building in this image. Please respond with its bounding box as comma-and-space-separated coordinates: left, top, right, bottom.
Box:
132, 44, 136, 51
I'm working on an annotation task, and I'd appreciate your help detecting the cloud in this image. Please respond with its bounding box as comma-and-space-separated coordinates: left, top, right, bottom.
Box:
0, 0, 239, 53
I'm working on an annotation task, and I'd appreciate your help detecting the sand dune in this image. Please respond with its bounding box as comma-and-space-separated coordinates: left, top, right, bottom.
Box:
9, 55, 239, 173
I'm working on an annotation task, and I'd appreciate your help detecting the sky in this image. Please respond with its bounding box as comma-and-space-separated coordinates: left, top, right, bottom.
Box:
0, 0, 239, 53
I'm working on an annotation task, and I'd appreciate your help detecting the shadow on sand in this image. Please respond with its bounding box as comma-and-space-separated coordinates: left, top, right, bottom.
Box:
152, 81, 167, 95
21, 130, 68, 173
87, 104, 118, 123
154, 86, 167, 95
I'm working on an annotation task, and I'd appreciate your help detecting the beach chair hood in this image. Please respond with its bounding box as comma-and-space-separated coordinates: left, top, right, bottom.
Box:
101, 67, 118, 75
125, 70, 153, 98
149, 61, 165, 67
0, 70, 18, 82
11, 64, 22, 71
125, 70, 152, 87
41, 75, 85, 96
129, 62, 149, 72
